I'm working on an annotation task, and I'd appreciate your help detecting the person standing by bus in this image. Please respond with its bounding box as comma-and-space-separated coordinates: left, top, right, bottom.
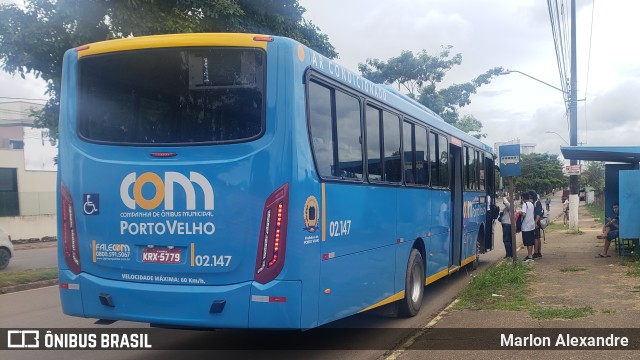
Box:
520, 192, 536, 261
500, 198, 513, 259
530, 191, 544, 259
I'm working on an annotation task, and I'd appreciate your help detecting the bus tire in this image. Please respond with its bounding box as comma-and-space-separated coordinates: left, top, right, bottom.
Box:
398, 248, 425, 317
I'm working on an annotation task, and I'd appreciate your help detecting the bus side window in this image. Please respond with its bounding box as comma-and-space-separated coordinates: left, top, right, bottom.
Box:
308, 81, 335, 178
366, 105, 383, 181
415, 127, 428, 186
438, 134, 449, 188
429, 131, 438, 186
403, 121, 415, 184
335, 90, 363, 180
383, 111, 401, 183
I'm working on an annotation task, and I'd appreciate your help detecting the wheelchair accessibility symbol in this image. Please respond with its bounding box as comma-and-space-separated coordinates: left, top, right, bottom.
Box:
83, 194, 100, 215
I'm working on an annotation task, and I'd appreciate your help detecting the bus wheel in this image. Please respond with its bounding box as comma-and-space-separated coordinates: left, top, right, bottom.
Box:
398, 248, 425, 317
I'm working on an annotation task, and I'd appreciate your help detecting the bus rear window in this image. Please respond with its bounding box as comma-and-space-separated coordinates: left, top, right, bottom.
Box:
77, 47, 265, 145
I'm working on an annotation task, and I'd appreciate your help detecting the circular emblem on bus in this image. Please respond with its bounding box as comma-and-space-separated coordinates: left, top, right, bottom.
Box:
303, 196, 319, 233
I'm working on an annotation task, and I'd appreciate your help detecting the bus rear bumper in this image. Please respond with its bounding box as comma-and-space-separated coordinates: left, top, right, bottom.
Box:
58, 270, 302, 329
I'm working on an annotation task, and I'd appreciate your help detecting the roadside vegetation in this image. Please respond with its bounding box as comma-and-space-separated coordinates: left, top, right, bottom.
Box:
585, 203, 605, 223
453, 262, 594, 320
0, 267, 57, 288
620, 258, 640, 277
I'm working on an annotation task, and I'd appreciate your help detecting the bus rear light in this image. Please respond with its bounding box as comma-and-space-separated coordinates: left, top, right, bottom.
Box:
61, 183, 81, 274
254, 183, 289, 284
253, 36, 274, 42
75, 45, 90, 51
150, 152, 177, 158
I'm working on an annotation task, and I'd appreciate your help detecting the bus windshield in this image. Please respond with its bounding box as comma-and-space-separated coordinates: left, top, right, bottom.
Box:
77, 47, 265, 145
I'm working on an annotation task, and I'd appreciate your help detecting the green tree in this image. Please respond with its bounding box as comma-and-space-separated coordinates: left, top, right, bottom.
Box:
357, 46, 503, 131
454, 114, 486, 139
515, 153, 567, 196
580, 161, 605, 195
0, 0, 337, 141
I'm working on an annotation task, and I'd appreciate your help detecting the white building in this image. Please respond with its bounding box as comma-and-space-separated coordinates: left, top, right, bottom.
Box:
0, 101, 56, 239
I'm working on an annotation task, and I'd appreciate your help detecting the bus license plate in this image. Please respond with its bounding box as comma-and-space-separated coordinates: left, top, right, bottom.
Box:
142, 248, 181, 264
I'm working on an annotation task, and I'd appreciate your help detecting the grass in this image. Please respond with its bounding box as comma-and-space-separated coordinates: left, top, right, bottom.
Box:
0, 267, 58, 287
545, 222, 567, 231
585, 203, 605, 224
619, 258, 640, 277
453, 261, 533, 312
454, 261, 595, 320
559, 266, 587, 272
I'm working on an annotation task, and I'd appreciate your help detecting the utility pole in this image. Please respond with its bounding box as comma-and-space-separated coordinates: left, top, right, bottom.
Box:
569, 0, 579, 231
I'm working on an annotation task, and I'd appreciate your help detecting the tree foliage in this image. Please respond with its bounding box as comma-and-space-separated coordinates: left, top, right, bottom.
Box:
580, 161, 605, 195
454, 114, 486, 139
514, 153, 567, 196
0, 0, 337, 140
357, 46, 503, 131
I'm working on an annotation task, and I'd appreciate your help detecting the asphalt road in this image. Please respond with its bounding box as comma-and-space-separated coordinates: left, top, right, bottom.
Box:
5, 245, 57, 271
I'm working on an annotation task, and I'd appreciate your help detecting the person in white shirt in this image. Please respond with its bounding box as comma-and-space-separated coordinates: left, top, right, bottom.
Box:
500, 198, 513, 258
520, 192, 536, 261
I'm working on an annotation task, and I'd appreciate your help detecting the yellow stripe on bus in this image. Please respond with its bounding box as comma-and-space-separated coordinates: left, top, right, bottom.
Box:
92, 240, 96, 263
191, 243, 195, 267
358, 291, 405, 313
460, 255, 476, 267
426, 268, 449, 285
77, 33, 269, 58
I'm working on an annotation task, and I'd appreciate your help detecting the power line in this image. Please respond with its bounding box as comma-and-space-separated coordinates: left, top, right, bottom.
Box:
548, 0, 572, 129
583, 0, 596, 145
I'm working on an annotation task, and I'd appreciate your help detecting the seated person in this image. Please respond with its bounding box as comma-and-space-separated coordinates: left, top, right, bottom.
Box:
598, 202, 619, 257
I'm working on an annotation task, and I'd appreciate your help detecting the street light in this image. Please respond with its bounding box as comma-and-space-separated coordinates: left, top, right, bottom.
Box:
499, 70, 567, 94
545, 131, 569, 146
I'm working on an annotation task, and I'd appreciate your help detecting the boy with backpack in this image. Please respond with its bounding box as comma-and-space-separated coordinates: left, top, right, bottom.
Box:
530, 191, 544, 259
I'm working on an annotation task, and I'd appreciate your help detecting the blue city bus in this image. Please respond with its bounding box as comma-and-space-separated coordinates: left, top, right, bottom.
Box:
57, 33, 496, 329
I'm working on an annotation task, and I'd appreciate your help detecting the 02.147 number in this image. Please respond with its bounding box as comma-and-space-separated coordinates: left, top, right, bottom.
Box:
193, 255, 232, 267
329, 220, 351, 237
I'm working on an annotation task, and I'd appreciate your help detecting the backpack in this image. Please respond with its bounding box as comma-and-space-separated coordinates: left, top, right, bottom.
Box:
535, 200, 548, 229
515, 212, 524, 233
490, 204, 500, 220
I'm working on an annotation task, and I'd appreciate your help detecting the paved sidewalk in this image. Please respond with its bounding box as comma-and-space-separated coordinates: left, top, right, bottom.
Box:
397, 197, 640, 359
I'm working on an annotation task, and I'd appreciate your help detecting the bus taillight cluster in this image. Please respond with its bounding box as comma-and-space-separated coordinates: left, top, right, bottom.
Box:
254, 183, 290, 284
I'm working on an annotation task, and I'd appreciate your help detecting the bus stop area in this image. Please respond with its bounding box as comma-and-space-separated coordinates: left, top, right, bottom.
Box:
396, 147, 640, 357
397, 197, 640, 357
